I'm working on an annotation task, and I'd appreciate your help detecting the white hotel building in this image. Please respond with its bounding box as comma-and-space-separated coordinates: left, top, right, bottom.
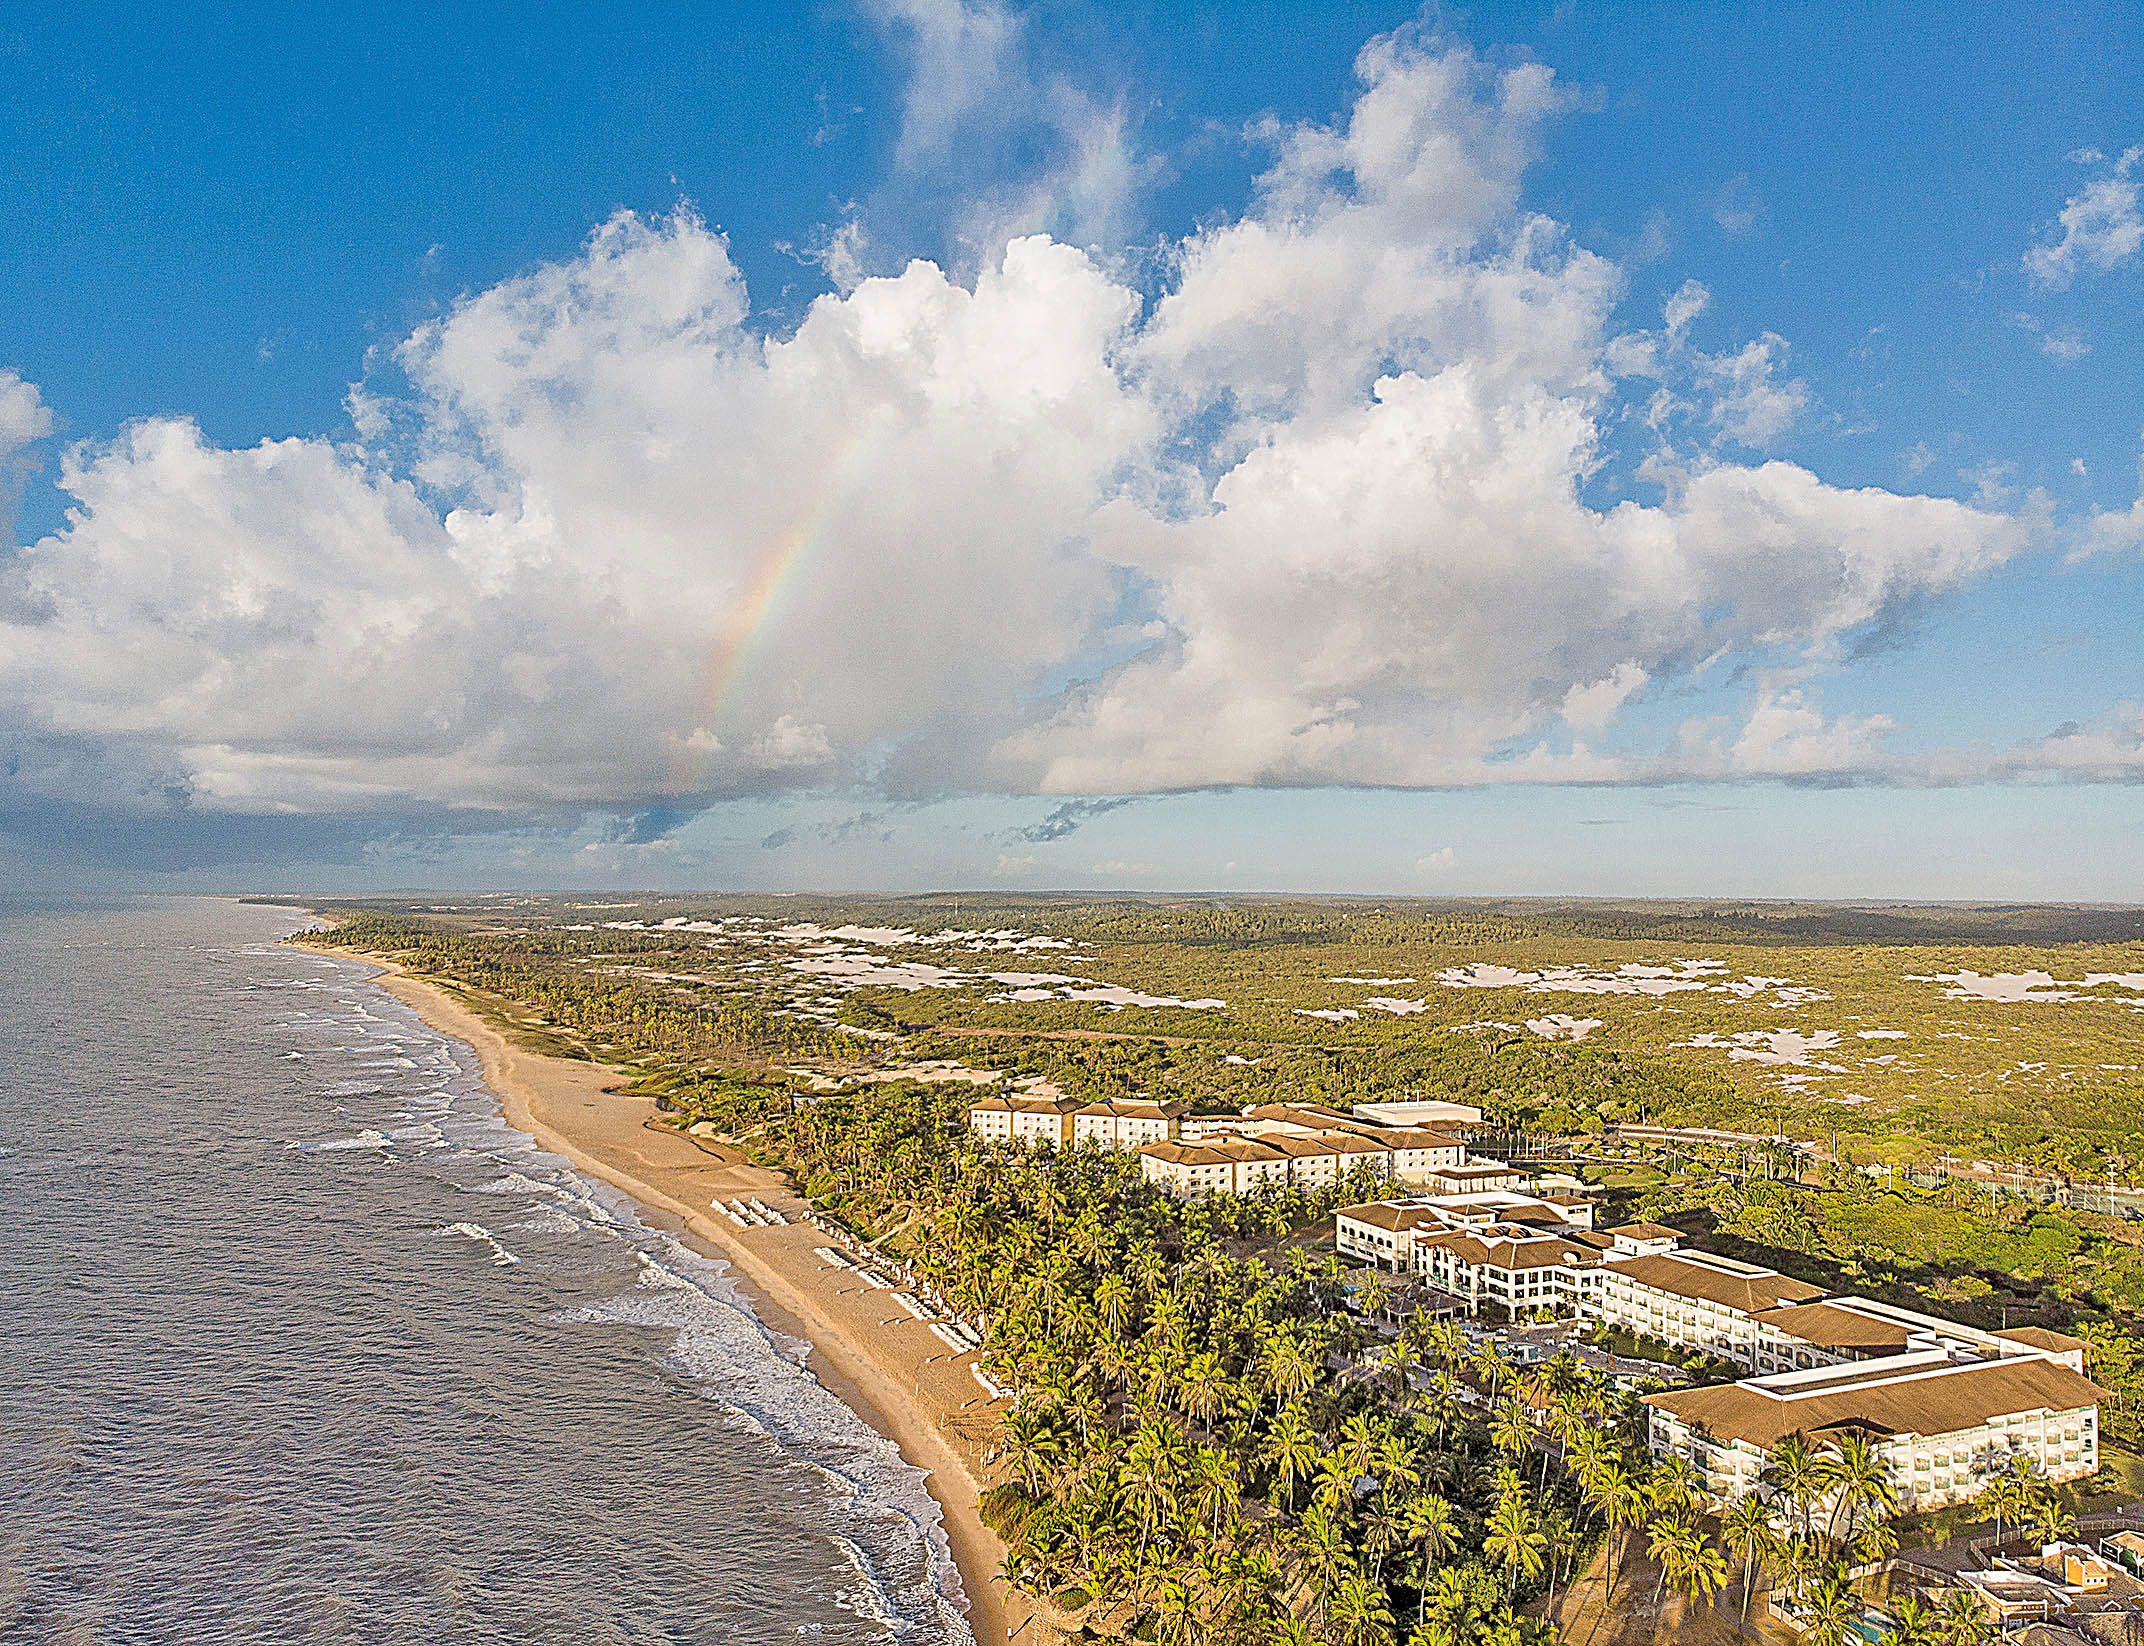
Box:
1643, 1343, 2105, 1511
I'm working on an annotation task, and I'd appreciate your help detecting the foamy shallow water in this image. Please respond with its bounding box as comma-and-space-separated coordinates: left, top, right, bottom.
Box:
0, 896, 970, 1645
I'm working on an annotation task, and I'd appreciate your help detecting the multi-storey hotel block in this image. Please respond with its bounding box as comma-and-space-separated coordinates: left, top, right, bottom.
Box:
1334, 1189, 2105, 1513
1643, 1342, 2104, 1511
967, 1093, 1497, 1199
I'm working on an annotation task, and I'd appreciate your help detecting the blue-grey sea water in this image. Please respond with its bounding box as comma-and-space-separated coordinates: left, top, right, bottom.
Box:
0, 897, 969, 1645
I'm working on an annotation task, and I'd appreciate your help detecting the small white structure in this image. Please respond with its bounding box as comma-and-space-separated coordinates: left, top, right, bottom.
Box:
1352, 1099, 1484, 1128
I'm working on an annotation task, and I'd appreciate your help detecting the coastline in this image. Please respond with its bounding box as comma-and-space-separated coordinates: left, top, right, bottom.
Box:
299, 940, 1031, 1646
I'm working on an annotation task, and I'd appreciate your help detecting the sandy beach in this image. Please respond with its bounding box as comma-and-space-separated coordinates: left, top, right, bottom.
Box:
304, 943, 1034, 1646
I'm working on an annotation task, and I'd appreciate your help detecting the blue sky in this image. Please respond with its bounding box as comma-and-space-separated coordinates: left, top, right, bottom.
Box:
1, 1, 2141, 897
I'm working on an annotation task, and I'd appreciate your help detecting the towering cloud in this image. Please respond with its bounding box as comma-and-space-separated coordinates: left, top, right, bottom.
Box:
0, 32, 2053, 821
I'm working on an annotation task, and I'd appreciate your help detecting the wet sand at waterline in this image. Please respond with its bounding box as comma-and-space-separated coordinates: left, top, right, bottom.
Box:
304, 943, 1033, 1646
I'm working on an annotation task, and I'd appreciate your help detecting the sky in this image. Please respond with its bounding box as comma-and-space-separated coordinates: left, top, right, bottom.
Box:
2, 0, 2141, 899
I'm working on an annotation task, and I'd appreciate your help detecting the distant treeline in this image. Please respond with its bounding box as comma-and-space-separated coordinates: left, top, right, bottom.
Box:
307, 892, 2144, 948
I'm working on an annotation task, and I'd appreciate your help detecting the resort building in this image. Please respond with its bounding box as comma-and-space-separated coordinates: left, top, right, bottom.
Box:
1421, 1160, 1528, 1196
1642, 1345, 2107, 1511
1413, 1229, 1604, 1316
1591, 1248, 1825, 1365
1335, 1190, 1601, 1276
966, 1094, 1083, 1148
1351, 1099, 1485, 1128
1069, 1099, 1186, 1151
1139, 1138, 1294, 1196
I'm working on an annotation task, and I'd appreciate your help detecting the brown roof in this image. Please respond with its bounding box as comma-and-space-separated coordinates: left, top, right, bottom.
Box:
1751, 1300, 1916, 1354
1643, 1356, 2110, 1451
1604, 1253, 1823, 1313
1377, 1127, 1468, 1149
1074, 1098, 1187, 1119
1419, 1231, 1598, 1273
1260, 1133, 1340, 1159
1437, 1162, 1522, 1180
1245, 1102, 1359, 1128
1141, 1139, 1283, 1166
1320, 1131, 1396, 1156
1008, 1096, 1082, 1114
1997, 1326, 2093, 1355
1610, 1221, 1682, 1241
1337, 1202, 1435, 1233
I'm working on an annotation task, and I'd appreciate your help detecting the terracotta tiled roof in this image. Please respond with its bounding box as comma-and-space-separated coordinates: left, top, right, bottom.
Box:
1750, 1300, 1916, 1354
1996, 1326, 2093, 1355
1603, 1253, 1822, 1313
1643, 1356, 2109, 1451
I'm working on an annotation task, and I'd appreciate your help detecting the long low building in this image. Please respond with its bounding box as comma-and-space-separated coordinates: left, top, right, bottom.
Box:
966, 1093, 1083, 1147
1069, 1098, 1186, 1151
1643, 1345, 2107, 1511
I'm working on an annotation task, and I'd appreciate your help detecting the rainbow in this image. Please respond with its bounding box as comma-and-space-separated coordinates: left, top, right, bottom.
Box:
672, 415, 884, 789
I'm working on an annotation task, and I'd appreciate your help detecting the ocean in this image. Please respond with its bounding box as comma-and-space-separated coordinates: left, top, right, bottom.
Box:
0, 897, 970, 1645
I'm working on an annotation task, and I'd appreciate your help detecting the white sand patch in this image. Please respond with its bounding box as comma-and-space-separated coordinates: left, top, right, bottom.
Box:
1222, 1054, 1260, 1066
1817, 1093, 1873, 1105
785, 953, 967, 990
1333, 976, 1416, 986
1438, 964, 1539, 989
1915, 969, 2144, 1006
1527, 1015, 1602, 1041
1297, 1008, 1361, 1022
864, 1060, 1004, 1087
1857, 1029, 1908, 1039
1434, 957, 1819, 1002
1715, 975, 1791, 997
1363, 997, 1430, 1016
1767, 987, 1835, 1007
1052, 985, 1226, 1010
1683, 1029, 1846, 1067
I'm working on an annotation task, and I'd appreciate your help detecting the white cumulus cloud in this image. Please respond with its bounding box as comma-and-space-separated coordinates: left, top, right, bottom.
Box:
2025, 146, 2143, 288
0, 29, 2052, 821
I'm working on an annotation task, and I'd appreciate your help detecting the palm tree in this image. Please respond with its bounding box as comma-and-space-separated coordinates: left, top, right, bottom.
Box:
1263, 1403, 1320, 1512
1337, 1412, 1380, 1479
1177, 1350, 1229, 1429
1402, 1493, 1458, 1622
1888, 1589, 1940, 1646
2028, 1491, 2075, 1546
1763, 1433, 1826, 1542
1648, 1513, 1701, 1610
1190, 1444, 1240, 1543
1822, 1430, 1897, 1553
1328, 1571, 1395, 1646
1371, 1433, 1420, 1500
1148, 1574, 1201, 1646
1720, 1492, 1775, 1623
1473, 1340, 1514, 1404
1484, 1484, 1547, 1600
1675, 1531, 1730, 1617
1310, 1451, 1358, 1517
1490, 1396, 1533, 1473
1800, 1569, 1859, 1646
1259, 1332, 1318, 1414
1936, 1585, 1991, 1645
